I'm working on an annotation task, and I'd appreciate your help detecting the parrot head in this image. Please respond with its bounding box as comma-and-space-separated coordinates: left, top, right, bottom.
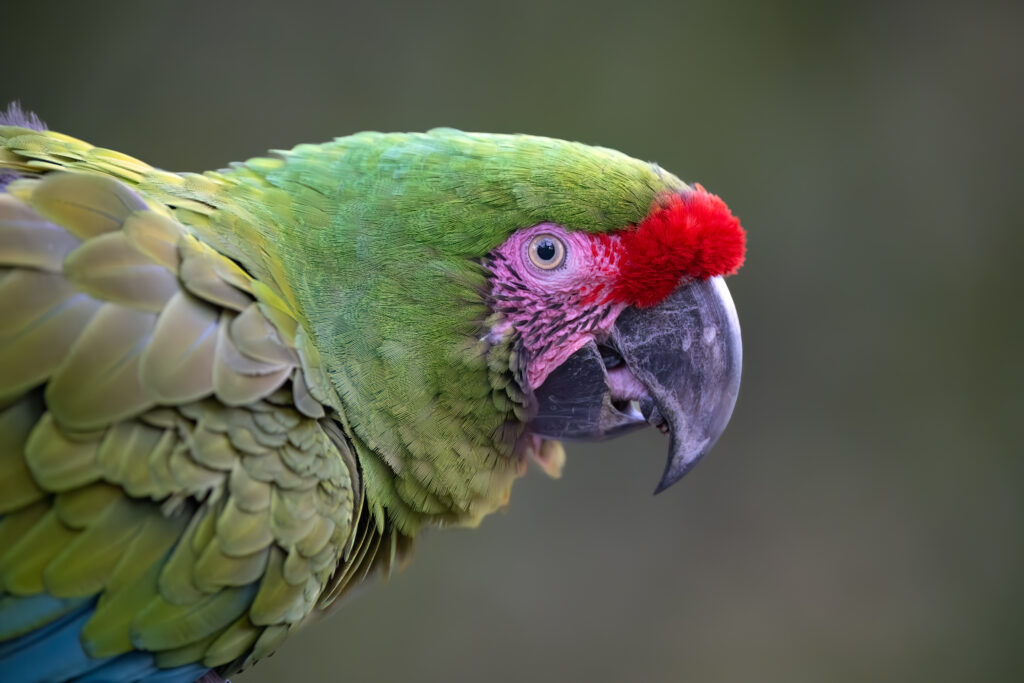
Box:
488, 188, 744, 492
192, 129, 747, 530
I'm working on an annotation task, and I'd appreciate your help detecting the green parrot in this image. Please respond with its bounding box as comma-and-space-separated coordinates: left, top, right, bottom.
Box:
0, 103, 745, 682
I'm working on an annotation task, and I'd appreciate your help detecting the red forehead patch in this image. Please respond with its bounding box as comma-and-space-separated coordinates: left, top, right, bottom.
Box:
609, 186, 746, 308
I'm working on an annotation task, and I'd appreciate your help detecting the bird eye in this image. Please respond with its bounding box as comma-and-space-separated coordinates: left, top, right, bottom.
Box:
528, 234, 566, 270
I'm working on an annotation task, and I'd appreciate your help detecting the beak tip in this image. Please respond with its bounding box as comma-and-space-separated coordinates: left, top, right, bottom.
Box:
652, 481, 672, 496
652, 449, 707, 494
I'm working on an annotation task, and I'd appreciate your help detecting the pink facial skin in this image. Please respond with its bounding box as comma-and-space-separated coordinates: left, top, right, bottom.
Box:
487, 223, 627, 390
486, 186, 746, 394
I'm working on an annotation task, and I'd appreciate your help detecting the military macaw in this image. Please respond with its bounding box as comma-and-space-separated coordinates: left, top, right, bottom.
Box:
0, 103, 745, 682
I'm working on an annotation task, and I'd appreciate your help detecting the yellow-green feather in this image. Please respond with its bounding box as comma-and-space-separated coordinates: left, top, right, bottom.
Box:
0, 130, 406, 674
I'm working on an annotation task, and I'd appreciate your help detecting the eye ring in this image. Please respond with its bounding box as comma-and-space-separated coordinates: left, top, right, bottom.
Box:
527, 234, 567, 270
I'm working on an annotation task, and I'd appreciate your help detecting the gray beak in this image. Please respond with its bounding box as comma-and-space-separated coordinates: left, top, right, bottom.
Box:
531, 276, 742, 492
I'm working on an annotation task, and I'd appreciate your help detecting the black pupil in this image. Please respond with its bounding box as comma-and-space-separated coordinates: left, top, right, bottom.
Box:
536, 239, 557, 262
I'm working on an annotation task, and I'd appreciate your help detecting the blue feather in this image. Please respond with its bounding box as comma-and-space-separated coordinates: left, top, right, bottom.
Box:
0, 598, 211, 682
0, 594, 90, 646
0, 604, 110, 682
139, 663, 211, 683
74, 652, 157, 682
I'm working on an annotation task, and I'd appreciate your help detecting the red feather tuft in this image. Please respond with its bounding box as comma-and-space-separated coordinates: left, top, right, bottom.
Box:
609, 186, 746, 308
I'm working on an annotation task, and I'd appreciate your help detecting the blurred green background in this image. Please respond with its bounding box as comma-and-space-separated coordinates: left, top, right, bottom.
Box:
4, 1, 1020, 681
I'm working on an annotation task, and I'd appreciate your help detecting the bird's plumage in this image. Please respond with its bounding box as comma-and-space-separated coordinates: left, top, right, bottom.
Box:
0, 159, 391, 681
0, 114, 745, 681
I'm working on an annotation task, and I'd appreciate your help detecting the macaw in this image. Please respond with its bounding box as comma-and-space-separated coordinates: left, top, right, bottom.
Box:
0, 103, 745, 682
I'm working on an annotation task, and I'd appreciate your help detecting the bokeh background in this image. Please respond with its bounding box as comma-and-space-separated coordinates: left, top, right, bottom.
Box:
3, 1, 1021, 681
